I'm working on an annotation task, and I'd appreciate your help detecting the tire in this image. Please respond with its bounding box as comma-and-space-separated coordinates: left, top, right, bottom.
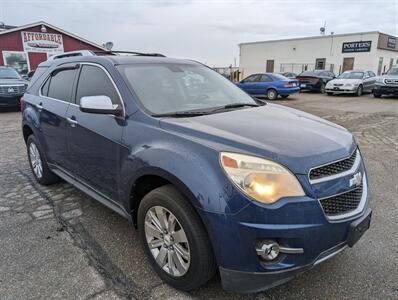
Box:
267, 89, 278, 100
138, 185, 216, 291
320, 83, 326, 94
373, 92, 382, 98
326, 92, 333, 96
281, 95, 289, 99
356, 85, 363, 97
27, 135, 59, 185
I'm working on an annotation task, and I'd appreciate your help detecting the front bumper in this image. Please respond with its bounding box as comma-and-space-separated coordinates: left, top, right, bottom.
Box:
0, 95, 22, 107
326, 86, 357, 94
219, 208, 371, 293
373, 84, 398, 95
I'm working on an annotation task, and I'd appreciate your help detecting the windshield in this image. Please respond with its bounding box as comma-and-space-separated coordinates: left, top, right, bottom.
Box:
338, 71, 364, 79
118, 63, 257, 115
387, 67, 398, 76
0, 68, 21, 80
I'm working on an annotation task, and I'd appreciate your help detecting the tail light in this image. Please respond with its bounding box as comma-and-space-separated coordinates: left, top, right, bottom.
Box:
284, 81, 297, 88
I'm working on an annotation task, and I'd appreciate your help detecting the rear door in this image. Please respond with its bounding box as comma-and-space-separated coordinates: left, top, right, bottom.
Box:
257, 74, 273, 95
37, 64, 79, 167
65, 63, 125, 201
363, 71, 376, 92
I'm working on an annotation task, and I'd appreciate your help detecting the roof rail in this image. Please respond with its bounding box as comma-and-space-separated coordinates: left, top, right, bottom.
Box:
48, 50, 96, 60
47, 50, 166, 61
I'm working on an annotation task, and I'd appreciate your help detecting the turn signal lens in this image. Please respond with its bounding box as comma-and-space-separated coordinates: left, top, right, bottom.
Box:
220, 152, 305, 204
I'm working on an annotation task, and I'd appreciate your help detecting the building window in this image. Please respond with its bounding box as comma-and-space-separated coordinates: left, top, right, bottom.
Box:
315, 58, 326, 70
2, 51, 29, 75
377, 57, 383, 75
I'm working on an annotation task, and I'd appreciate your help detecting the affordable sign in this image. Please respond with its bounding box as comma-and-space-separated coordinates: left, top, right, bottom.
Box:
342, 41, 372, 53
21, 31, 64, 54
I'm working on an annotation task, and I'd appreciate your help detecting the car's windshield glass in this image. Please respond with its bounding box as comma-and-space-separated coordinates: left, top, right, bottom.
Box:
118, 63, 257, 115
338, 71, 364, 79
272, 74, 289, 80
387, 67, 398, 76
0, 68, 21, 80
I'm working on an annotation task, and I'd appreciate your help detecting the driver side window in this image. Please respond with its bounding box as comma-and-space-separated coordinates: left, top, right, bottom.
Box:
76, 65, 120, 105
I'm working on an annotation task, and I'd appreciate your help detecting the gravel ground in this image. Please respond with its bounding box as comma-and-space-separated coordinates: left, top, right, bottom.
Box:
0, 92, 397, 299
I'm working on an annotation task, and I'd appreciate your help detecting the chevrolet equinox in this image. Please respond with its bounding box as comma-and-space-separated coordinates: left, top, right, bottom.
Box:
21, 52, 371, 293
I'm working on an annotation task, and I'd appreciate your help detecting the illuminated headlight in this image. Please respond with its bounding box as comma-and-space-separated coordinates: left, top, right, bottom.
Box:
220, 152, 305, 204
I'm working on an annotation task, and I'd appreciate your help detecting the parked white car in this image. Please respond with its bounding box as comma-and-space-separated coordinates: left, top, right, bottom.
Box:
325, 70, 376, 96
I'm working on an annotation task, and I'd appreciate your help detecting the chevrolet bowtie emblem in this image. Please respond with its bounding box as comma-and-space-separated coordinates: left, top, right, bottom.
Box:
349, 172, 362, 187
8, 87, 15, 93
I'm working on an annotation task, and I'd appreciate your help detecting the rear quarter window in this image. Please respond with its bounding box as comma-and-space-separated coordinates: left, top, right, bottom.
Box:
47, 69, 76, 102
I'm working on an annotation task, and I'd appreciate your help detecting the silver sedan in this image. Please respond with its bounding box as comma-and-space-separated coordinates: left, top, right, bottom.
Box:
325, 70, 376, 96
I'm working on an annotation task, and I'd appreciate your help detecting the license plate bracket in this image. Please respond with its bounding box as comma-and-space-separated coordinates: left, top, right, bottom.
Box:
347, 209, 372, 247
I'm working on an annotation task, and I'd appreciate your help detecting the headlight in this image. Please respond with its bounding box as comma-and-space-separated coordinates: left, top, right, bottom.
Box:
376, 77, 384, 84
220, 152, 305, 204
345, 83, 352, 86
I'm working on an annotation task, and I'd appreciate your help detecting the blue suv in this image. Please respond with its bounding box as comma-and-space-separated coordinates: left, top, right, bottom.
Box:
21, 52, 371, 293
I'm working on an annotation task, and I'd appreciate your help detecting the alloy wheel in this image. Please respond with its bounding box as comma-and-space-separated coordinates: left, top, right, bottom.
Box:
29, 142, 43, 179
144, 206, 191, 277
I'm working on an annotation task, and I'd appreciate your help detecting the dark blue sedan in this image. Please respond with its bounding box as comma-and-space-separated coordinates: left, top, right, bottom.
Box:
236, 73, 299, 99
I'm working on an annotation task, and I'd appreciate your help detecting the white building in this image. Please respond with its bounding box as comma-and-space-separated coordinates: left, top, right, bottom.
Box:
239, 31, 398, 78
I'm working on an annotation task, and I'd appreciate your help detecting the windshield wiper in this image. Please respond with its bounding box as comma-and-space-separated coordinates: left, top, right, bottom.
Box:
208, 102, 260, 113
152, 111, 210, 118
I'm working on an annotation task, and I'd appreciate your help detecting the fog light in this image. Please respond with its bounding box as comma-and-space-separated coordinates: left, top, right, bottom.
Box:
256, 240, 280, 261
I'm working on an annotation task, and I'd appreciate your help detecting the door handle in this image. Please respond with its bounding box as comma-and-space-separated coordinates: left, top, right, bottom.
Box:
36, 103, 43, 111
66, 117, 78, 127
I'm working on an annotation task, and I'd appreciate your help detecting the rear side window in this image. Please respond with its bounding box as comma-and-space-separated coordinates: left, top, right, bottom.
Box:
47, 69, 76, 102
75, 65, 120, 105
260, 74, 273, 82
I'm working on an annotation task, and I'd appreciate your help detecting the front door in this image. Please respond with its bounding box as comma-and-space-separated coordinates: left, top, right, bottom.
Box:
342, 57, 355, 72
266, 60, 274, 73
65, 64, 125, 201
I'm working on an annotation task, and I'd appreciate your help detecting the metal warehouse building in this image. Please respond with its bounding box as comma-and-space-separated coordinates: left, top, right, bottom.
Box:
239, 31, 398, 77
0, 21, 104, 75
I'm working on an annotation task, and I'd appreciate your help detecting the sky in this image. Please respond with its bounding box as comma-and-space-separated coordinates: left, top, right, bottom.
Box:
1, 0, 397, 66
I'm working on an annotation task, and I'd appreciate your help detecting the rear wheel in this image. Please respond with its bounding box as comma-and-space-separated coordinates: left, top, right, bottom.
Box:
267, 89, 278, 100
27, 135, 59, 185
356, 85, 363, 97
138, 185, 216, 291
320, 83, 326, 94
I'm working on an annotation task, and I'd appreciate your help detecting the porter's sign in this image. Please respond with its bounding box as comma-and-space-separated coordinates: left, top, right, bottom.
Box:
342, 41, 372, 53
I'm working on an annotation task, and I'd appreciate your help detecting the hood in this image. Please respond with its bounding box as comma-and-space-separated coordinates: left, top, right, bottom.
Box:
159, 104, 355, 174
328, 78, 361, 85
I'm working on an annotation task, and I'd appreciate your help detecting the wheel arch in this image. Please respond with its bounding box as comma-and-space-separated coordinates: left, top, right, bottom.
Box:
128, 167, 201, 228
22, 124, 34, 143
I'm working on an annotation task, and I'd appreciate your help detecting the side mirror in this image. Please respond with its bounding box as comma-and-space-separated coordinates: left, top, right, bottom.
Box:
80, 95, 122, 116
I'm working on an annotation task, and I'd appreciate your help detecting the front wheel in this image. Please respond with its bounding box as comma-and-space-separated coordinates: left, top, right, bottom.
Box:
138, 185, 216, 291
267, 89, 278, 100
356, 85, 363, 96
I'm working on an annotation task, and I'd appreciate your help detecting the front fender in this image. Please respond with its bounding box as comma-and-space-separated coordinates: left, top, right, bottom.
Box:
119, 120, 249, 216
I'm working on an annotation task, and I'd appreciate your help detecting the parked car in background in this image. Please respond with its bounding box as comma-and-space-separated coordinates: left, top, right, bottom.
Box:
22, 52, 371, 293
325, 70, 376, 96
236, 73, 299, 99
280, 72, 297, 79
373, 65, 398, 98
297, 70, 335, 94
0, 66, 28, 108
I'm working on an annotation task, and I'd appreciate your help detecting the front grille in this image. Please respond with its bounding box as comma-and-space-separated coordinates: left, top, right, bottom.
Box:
0, 85, 26, 96
384, 79, 398, 85
320, 184, 363, 216
309, 150, 357, 181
